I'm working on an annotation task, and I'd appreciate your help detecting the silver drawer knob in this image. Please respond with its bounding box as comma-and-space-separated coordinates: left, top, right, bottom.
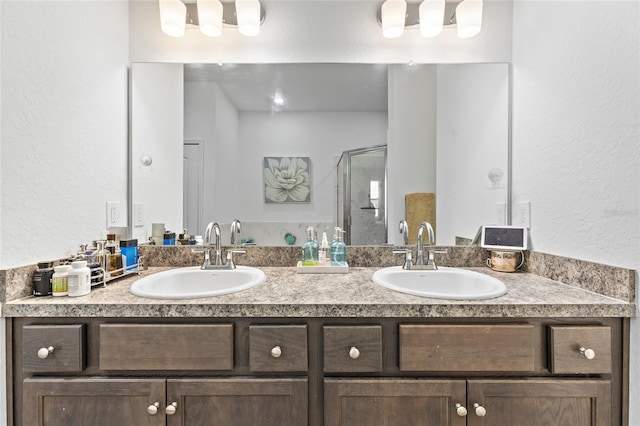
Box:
579, 347, 596, 360
37, 346, 54, 359
165, 402, 177, 416
147, 402, 159, 415
473, 403, 487, 417
271, 346, 282, 358
455, 403, 468, 417
349, 346, 360, 359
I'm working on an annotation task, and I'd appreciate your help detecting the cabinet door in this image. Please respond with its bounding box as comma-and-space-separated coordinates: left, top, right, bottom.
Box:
324, 379, 467, 426
167, 378, 308, 426
467, 379, 611, 426
23, 378, 166, 426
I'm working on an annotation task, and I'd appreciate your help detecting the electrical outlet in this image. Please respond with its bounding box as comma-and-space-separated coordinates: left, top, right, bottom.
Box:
106, 202, 121, 228
514, 201, 531, 229
134, 202, 145, 227
495, 202, 506, 225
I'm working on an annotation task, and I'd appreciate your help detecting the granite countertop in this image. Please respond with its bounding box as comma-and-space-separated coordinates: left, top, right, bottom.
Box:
2, 266, 635, 318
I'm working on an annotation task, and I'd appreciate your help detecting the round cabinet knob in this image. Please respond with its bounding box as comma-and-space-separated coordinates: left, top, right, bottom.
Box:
455, 403, 468, 417
349, 346, 360, 360
165, 402, 178, 416
37, 346, 54, 359
147, 402, 159, 415
579, 347, 596, 360
271, 346, 282, 358
473, 403, 487, 417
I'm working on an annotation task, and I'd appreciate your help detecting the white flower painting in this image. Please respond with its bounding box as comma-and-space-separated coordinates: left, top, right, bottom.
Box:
263, 157, 311, 203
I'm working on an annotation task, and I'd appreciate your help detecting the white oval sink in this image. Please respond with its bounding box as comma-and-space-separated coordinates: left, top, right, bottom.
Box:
372, 266, 506, 300
130, 266, 266, 299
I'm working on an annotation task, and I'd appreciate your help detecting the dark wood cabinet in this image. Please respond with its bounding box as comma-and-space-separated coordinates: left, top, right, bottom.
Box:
466, 379, 611, 426
167, 378, 308, 426
324, 379, 467, 426
22, 378, 166, 426
11, 317, 624, 426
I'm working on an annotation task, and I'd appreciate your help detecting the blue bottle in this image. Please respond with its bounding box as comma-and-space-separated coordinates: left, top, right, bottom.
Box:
329, 227, 347, 267
301, 227, 319, 266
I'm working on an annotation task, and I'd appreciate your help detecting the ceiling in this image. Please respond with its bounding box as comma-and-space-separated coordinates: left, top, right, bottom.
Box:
184, 63, 389, 113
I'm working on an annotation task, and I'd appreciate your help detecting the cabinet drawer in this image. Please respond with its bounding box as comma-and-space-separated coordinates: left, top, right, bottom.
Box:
399, 324, 535, 372
549, 326, 612, 374
324, 326, 382, 373
99, 324, 233, 371
249, 325, 308, 372
23, 324, 86, 373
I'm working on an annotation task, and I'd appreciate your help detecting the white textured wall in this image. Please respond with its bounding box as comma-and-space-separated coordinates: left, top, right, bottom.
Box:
1, 1, 129, 267
387, 65, 438, 245
512, 1, 640, 422
0, 1, 130, 422
131, 63, 184, 243
437, 63, 509, 245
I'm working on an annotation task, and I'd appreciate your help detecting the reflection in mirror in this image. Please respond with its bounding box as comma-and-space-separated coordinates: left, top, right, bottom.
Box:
130, 63, 509, 246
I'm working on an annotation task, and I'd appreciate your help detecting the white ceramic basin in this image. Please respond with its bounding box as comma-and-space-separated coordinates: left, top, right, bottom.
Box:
372, 266, 507, 300
130, 266, 266, 299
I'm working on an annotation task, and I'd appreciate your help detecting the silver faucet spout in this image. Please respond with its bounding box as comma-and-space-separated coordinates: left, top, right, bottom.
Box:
399, 220, 409, 245
230, 219, 242, 245
415, 221, 436, 268
204, 221, 223, 266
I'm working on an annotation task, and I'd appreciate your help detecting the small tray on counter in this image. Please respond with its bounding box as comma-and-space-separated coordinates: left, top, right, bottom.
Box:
296, 261, 349, 274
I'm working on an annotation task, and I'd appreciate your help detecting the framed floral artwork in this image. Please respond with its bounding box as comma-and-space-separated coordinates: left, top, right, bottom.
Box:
263, 157, 311, 203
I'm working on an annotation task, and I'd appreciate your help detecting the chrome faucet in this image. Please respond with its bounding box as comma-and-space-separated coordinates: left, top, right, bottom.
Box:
393, 221, 445, 270
415, 221, 435, 268
194, 221, 245, 269
399, 220, 409, 245
204, 221, 223, 267
230, 219, 242, 245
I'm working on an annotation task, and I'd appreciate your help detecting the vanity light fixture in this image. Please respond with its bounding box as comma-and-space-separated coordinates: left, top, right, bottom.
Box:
378, 0, 483, 39
236, 0, 262, 36
159, 0, 187, 38
381, 0, 407, 39
456, 0, 483, 38
197, 0, 223, 37
158, 0, 265, 38
419, 0, 445, 38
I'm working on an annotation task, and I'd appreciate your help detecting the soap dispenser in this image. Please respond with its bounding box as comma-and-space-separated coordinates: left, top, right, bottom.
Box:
330, 227, 347, 267
301, 226, 319, 266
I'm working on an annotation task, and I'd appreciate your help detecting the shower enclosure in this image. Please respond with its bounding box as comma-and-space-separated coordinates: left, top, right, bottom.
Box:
336, 145, 387, 245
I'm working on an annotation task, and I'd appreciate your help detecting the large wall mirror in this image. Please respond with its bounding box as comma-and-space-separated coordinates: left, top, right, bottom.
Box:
130, 62, 510, 246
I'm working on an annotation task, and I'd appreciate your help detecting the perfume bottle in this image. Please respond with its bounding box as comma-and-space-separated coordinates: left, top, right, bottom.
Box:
301, 226, 319, 266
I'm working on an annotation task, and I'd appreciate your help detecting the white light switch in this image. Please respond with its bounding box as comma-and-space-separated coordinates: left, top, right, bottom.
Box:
106, 202, 121, 228
514, 201, 531, 229
494, 202, 506, 225
134, 202, 145, 227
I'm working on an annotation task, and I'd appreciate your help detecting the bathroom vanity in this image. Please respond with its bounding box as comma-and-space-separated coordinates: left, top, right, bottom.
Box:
3, 256, 635, 426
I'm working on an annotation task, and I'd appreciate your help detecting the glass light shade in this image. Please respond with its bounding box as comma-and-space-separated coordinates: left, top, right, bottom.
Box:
198, 0, 223, 37
159, 0, 187, 37
381, 0, 407, 39
456, 0, 483, 38
236, 0, 261, 36
419, 0, 445, 38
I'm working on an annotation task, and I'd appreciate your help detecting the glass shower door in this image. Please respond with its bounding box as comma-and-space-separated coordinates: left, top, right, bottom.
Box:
338, 145, 387, 245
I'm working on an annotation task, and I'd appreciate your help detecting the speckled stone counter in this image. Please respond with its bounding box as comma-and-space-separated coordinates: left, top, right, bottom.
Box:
3, 266, 635, 318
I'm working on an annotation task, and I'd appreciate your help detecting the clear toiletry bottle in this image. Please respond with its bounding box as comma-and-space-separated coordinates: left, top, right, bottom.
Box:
330, 227, 348, 266
319, 232, 330, 266
301, 226, 319, 266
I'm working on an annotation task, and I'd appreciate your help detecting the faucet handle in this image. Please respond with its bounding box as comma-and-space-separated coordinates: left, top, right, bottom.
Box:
192, 248, 211, 269
226, 249, 246, 269
392, 249, 413, 269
